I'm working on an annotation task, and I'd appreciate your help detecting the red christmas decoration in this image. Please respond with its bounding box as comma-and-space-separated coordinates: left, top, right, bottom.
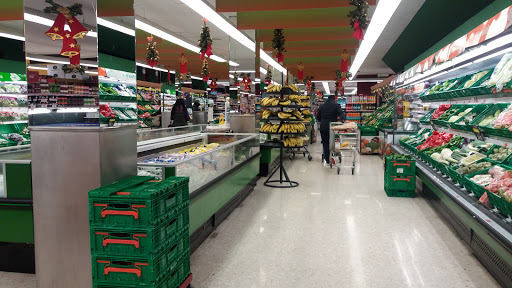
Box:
353, 20, 364, 41
341, 49, 349, 72
297, 62, 304, 83
241, 74, 252, 92
67, 16, 88, 39
306, 79, 312, 93
209, 78, 218, 92
45, 13, 66, 40
180, 53, 187, 76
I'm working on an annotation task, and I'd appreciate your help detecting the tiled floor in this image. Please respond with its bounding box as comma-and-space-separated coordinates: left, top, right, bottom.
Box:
0, 142, 500, 287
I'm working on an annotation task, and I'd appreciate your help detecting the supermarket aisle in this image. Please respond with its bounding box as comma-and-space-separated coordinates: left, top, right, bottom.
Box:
190, 142, 500, 288
0, 143, 500, 288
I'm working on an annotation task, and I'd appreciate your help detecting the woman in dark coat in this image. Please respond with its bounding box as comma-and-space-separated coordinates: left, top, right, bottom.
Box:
170, 98, 190, 127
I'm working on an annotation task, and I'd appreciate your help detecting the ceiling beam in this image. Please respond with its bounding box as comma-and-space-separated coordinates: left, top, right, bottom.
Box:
263, 39, 359, 51
216, 0, 376, 12
259, 27, 355, 42
237, 7, 353, 30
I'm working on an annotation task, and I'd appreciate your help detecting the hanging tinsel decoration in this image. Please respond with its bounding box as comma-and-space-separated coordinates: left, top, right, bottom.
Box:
178, 72, 191, 84
201, 59, 210, 82
264, 64, 272, 85
272, 29, 286, 63
348, 0, 369, 41
146, 35, 159, 67
198, 19, 213, 60
305, 76, 314, 93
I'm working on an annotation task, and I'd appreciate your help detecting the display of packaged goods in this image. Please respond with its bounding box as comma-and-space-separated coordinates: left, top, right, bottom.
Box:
0, 83, 27, 94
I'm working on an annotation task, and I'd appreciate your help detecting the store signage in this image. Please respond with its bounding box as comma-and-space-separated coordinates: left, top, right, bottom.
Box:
405, 5, 512, 82
103, 68, 136, 82
0, 72, 26, 82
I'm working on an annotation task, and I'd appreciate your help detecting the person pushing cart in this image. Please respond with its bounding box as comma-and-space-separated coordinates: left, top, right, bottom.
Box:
316, 95, 345, 164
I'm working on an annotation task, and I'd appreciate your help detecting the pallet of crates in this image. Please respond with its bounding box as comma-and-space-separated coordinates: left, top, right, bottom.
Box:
384, 155, 416, 198
89, 176, 191, 288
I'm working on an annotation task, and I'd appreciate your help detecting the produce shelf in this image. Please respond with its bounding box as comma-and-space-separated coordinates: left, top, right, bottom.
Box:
261, 104, 305, 109
259, 132, 305, 135
260, 116, 305, 122
392, 144, 512, 287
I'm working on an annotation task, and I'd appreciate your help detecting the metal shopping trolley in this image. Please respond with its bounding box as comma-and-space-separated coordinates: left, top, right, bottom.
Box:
329, 122, 357, 175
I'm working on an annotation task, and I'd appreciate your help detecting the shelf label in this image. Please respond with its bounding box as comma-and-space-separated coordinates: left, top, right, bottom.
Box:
471, 125, 485, 141
108, 118, 116, 127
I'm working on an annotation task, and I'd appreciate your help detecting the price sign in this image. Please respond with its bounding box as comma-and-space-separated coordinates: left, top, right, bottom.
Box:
108, 118, 116, 127
430, 120, 436, 130
471, 125, 485, 141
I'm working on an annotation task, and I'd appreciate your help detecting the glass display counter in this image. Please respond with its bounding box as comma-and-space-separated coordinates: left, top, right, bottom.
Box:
137, 124, 207, 153
137, 133, 260, 195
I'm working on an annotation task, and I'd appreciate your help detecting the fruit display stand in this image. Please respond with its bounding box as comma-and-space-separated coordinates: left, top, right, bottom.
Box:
260, 85, 307, 188
99, 69, 138, 127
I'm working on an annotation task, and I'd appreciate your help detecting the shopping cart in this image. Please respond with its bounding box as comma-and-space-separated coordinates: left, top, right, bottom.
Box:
329, 122, 357, 175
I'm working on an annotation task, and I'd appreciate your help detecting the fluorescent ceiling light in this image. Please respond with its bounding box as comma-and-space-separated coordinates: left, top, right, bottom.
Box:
27, 66, 47, 70
182, 81, 192, 84
24, 13, 97, 37
56, 108, 97, 113
0, 32, 25, 41
180, 0, 287, 74
446, 62, 473, 73
322, 82, 331, 94
28, 109, 51, 115
312, 80, 334, 83
229, 61, 240, 66
346, 79, 383, 83
180, 0, 255, 51
210, 55, 226, 62
97, 18, 135, 36
230, 70, 255, 73
136, 19, 200, 53
349, 0, 403, 77
260, 67, 267, 75
191, 76, 202, 80
474, 46, 512, 63
255, 78, 261, 82
26, 56, 98, 67
230, 87, 239, 90
136, 62, 170, 72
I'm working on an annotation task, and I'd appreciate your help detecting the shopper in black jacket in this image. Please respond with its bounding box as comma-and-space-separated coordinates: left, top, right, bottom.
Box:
316, 95, 345, 164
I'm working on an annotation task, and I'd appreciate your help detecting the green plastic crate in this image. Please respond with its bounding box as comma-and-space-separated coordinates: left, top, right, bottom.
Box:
450, 104, 492, 132
385, 156, 416, 176
462, 168, 492, 198
462, 69, 494, 96
488, 192, 512, 218
485, 145, 512, 166
419, 109, 436, 124
359, 126, 378, 136
433, 105, 465, 127
90, 205, 189, 256
89, 176, 189, 228
385, 174, 415, 191
472, 103, 510, 137
447, 165, 465, 187
92, 245, 189, 286
385, 187, 415, 198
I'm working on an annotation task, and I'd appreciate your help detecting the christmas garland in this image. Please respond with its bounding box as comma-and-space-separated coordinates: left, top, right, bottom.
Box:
146, 35, 159, 67
233, 71, 239, 87
264, 65, 272, 84
348, 0, 369, 40
198, 20, 213, 60
44, 0, 82, 16
201, 59, 210, 82
178, 72, 191, 84
272, 29, 286, 63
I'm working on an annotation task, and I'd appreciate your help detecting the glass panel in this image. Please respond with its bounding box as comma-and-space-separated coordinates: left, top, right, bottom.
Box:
137, 124, 206, 142
0, 164, 4, 198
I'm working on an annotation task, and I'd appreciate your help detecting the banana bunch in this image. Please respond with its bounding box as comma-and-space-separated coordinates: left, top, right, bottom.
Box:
261, 97, 280, 106
291, 110, 303, 120
281, 137, 303, 147
278, 112, 292, 119
260, 123, 280, 133
262, 109, 272, 119
299, 101, 311, 108
302, 110, 312, 116
267, 84, 282, 92
289, 95, 300, 102
340, 141, 350, 148
278, 123, 306, 133
285, 84, 299, 92
279, 100, 291, 106
300, 95, 310, 100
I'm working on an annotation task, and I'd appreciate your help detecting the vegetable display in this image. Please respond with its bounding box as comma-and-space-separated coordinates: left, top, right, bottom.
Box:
416, 131, 454, 150
456, 161, 493, 175
488, 146, 512, 162
100, 104, 116, 118
486, 53, 512, 91
489, 104, 512, 130
478, 109, 502, 126
431, 105, 452, 120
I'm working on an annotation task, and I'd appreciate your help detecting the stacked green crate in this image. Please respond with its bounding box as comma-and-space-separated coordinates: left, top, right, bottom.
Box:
384, 155, 416, 197
89, 176, 191, 288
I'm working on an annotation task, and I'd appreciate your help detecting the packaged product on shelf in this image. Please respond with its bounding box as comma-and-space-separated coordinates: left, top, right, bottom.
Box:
486, 53, 512, 90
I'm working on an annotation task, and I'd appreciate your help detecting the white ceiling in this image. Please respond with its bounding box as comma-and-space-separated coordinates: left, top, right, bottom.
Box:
356, 0, 426, 76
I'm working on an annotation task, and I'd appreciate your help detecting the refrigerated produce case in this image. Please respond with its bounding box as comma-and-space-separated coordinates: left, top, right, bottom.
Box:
391, 47, 512, 286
